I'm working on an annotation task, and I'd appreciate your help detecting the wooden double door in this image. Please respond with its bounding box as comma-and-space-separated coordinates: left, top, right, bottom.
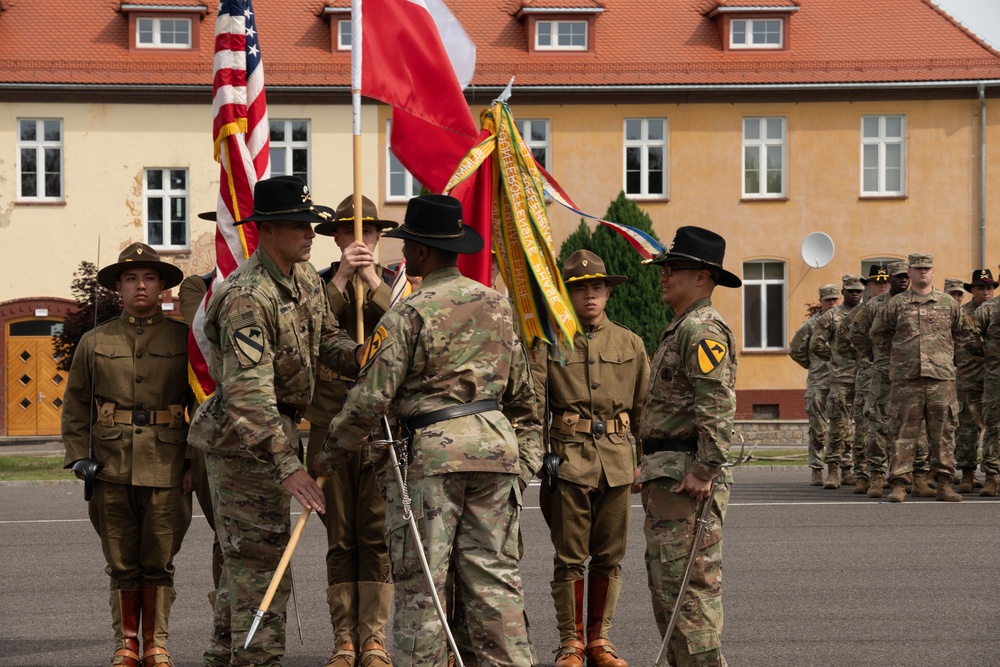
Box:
6, 326, 66, 436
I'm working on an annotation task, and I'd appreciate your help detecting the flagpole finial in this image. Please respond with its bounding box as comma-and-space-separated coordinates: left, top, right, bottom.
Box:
496, 77, 515, 104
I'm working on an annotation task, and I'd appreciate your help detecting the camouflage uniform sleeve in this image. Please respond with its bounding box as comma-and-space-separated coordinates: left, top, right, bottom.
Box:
809, 314, 832, 361
788, 320, 811, 368
504, 338, 544, 486
952, 298, 973, 360
833, 310, 856, 360
61, 329, 96, 466
968, 304, 991, 355
849, 303, 875, 361
215, 290, 299, 481
319, 306, 417, 469
678, 319, 734, 481
870, 300, 895, 357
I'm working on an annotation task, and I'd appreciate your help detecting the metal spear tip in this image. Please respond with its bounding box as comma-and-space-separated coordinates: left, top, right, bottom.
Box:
245, 610, 264, 649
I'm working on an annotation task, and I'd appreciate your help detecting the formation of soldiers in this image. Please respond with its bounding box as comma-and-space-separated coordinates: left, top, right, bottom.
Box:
62, 176, 741, 667
790, 256, 1000, 502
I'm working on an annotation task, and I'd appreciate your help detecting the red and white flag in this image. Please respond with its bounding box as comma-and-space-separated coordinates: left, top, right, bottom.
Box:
188, 0, 270, 401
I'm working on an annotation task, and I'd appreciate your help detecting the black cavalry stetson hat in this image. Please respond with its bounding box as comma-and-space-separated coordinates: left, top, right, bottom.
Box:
233, 175, 335, 225
315, 194, 399, 236
97, 242, 184, 290
649, 226, 742, 288
965, 268, 999, 292
868, 264, 889, 283
383, 194, 483, 254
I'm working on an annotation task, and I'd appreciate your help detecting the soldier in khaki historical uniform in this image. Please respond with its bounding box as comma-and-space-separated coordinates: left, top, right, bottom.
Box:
304, 195, 398, 667
954, 269, 995, 492
871, 253, 969, 503
836, 265, 890, 493
789, 284, 840, 485
313, 194, 543, 667
809, 274, 865, 489
187, 176, 361, 667
530, 250, 649, 667
637, 226, 740, 667
62, 242, 192, 667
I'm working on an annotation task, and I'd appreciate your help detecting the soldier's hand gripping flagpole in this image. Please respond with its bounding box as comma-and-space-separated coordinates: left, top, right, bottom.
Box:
654, 433, 754, 667
244, 474, 328, 648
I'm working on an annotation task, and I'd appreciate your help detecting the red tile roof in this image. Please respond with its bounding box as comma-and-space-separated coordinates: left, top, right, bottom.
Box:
1, 0, 998, 88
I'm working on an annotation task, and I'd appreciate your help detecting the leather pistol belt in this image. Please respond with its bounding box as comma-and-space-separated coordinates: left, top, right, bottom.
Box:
559, 414, 626, 436
405, 400, 501, 434
112, 409, 173, 426
643, 437, 698, 455
277, 403, 304, 423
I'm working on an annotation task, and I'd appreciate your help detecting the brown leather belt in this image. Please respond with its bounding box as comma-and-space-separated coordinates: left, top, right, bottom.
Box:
557, 413, 628, 437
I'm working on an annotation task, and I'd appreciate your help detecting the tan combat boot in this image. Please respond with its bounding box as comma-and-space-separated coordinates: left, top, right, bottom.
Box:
553, 579, 586, 667
823, 463, 841, 489
887, 479, 907, 503
912, 472, 936, 498
980, 473, 999, 497
841, 467, 857, 486
852, 476, 869, 495
867, 473, 885, 498
957, 469, 977, 494
810, 469, 824, 486
935, 474, 962, 502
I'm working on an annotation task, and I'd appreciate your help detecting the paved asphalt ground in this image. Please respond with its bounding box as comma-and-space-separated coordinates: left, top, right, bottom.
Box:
2, 467, 999, 667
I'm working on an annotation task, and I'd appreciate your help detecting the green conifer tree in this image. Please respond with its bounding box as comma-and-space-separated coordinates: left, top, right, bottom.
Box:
557, 192, 672, 354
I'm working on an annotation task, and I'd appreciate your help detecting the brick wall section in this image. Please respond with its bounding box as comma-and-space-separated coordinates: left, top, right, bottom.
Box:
735, 419, 809, 447
736, 389, 806, 420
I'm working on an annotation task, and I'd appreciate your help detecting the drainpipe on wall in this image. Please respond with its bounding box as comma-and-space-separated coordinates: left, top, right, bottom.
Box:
980, 82, 987, 269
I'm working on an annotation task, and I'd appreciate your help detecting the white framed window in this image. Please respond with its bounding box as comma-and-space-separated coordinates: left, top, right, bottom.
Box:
269, 120, 310, 185
743, 260, 786, 350
623, 118, 667, 199
386, 119, 424, 201
861, 115, 905, 196
136, 17, 192, 49
730, 18, 783, 49
337, 19, 352, 50
17, 119, 63, 202
535, 20, 588, 51
514, 119, 550, 170
144, 169, 189, 250
743, 117, 786, 198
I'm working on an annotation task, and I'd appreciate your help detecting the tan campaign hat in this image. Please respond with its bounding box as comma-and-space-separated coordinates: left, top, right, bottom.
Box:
842, 274, 865, 291
908, 253, 933, 268
819, 284, 840, 300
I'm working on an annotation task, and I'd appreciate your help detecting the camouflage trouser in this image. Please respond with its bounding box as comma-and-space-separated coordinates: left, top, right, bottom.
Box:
954, 389, 984, 471
204, 454, 291, 667
980, 393, 1000, 475
804, 387, 829, 470
384, 471, 531, 667
864, 370, 892, 477
851, 365, 873, 478
641, 477, 730, 667
888, 379, 958, 483
190, 448, 223, 591
824, 381, 855, 467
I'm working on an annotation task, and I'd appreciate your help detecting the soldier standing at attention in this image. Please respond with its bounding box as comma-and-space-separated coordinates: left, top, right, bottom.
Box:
789, 284, 840, 485
810, 275, 865, 489
637, 226, 740, 667
871, 253, 969, 503
187, 176, 361, 667
313, 194, 543, 667
305, 195, 397, 667
530, 250, 649, 667
945, 278, 967, 304
954, 269, 995, 493
62, 243, 191, 667
971, 273, 1000, 497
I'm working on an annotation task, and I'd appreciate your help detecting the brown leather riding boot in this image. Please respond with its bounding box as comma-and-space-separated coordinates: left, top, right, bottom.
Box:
140, 586, 175, 666
584, 574, 627, 667
553, 579, 585, 667
111, 589, 142, 667
823, 462, 840, 489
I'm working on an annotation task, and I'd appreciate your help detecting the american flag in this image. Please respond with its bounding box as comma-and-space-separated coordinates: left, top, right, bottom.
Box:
188, 0, 271, 401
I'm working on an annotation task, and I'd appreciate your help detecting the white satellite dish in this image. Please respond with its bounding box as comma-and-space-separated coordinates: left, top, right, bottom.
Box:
801, 232, 835, 269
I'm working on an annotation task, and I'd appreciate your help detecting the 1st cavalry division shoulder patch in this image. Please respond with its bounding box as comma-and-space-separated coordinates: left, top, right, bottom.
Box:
234, 325, 265, 366
361, 325, 388, 367
697, 339, 727, 373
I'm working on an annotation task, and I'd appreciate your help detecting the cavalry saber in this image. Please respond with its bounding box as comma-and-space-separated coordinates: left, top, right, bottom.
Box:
380, 415, 465, 667
654, 433, 753, 667
244, 474, 327, 648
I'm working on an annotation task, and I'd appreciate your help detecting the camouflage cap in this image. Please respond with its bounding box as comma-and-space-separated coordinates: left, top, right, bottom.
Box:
819, 284, 840, 300
888, 261, 909, 276
842, 274, 865, 291
944, 278, 965, 293
908, 253, 933, 268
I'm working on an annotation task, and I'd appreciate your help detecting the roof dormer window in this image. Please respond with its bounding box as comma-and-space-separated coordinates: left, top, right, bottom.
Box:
730, 18, 782, 49
137, 17, 191, 49
121, 4, 206, 53
535, 20, 588, 51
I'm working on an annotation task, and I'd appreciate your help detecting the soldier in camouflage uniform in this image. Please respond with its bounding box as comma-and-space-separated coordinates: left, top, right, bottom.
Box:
871, 253, 969, 503
188, 176, 361, 667
954, 269, 995, 493
62, 243, 191, 667
314, 194, 543, 667
971, 279, 1000, 497
836, 265, 890, 493
637, 226, 740, 667
944, 278, 966, 304
304, 195, 398, 667
809, 275, 865, 489
789, 284, 840, 485
530, 250, 649, 667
